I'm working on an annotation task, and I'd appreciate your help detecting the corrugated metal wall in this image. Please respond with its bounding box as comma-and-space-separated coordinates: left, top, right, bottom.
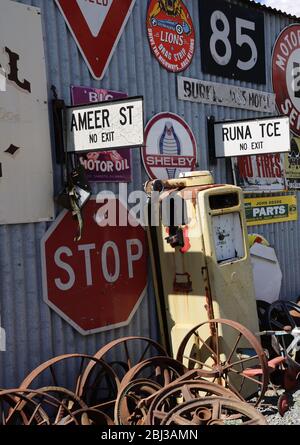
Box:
0, 0, 299, 388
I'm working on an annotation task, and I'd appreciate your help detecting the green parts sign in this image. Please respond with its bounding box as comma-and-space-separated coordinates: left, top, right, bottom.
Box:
244, 195, 297, 226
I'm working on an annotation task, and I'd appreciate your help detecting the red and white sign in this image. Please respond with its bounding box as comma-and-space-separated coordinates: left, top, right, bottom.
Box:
272, 24, 300, 137
142, 112, 197, 180
55, 0, 136, 80
41, 198, 147, 335
146, 0, 195, 72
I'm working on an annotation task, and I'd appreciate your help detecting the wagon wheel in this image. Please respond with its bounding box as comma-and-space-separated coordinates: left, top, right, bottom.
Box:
0, 389, 80, 425
59, 408, 114, 425
79, 337, 167, 398
19, 354, 120, 415
176, 319, 269, 405
114, 379, 162, 425
146, 379, 240, 425
25, 386, 87, 424
160, 396, 267, 426
268, 300, 300, 366
0, 390, 50, 425
268, 300, 300, 330
120, 356, 186, 388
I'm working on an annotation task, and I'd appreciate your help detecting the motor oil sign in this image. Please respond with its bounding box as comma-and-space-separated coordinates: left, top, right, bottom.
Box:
146, 0, 195, 72
244, 195, 297, 226
272, 24, 300, 137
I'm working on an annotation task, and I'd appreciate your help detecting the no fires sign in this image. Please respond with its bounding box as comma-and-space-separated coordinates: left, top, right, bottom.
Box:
41, 199, 147, 334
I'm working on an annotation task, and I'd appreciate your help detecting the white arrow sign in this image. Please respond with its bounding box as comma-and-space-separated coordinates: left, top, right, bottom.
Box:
76, 0, 113, 37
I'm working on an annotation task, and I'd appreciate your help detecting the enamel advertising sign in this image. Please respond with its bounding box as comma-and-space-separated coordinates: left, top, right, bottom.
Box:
142, 112, 197, 180
272, 24, 300, 137
244, 195, 297, 226
146, 0, 195, 72
232, 154, 286, 192
71, 86, 132, 182
55, 0, 136, 80
0, 0, 54, 225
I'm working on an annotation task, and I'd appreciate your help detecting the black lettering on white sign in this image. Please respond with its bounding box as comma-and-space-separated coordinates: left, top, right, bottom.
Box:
199, 0, 266, 84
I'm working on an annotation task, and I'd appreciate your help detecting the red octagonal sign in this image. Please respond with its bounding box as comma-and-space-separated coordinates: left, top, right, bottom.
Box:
41, 198, 147, 334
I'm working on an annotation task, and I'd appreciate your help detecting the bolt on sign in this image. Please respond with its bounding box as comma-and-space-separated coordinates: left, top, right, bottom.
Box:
146, 0, 195, 72
272, 24, 300, 137
285, 136, 300, 190
232, 154, 286, 192
55, 0, 136, 80
41, 198, 147, 334
0, 0, 54, 225
244, 195, 297, 226
214, 116, 291, 158
65, 96, 144, 153
71, 86, 132, 182
142, 112, 197, 180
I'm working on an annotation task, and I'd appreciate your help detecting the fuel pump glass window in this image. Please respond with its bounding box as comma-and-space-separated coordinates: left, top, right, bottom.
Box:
212, 213, 245, 263
209, 193, 239, 210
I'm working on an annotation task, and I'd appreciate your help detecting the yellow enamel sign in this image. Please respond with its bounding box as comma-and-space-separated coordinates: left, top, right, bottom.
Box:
244, 195, 297, 226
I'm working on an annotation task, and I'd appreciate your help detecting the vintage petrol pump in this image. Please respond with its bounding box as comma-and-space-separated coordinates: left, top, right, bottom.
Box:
146, 171, 260, 358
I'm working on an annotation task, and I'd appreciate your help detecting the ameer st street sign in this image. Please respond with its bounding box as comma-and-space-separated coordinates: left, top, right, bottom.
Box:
65, 96, 144, 153
214, 116, 290, 158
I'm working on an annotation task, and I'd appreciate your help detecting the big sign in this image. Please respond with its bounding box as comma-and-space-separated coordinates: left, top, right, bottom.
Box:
199, 0, 266, 84
41, 199, 147, 334
272, 24, 300, 137
55, 0, 136, 80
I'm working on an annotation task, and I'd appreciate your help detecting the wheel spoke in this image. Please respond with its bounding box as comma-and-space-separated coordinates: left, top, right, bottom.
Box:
181, 384, 194, 402
137, 343, 151, 364
123, 341, 132, 369
224, 354, 259, 369
211, 399, 221, 420
228, 368, 263, 386
192, 333, 218, 361
227, 333, 242, 364
182, 355, 215, 370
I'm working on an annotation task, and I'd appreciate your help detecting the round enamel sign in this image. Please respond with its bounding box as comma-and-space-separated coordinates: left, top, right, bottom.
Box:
142, 112, 197, 180
272, 24, 300, 136
146, 0, 195, 72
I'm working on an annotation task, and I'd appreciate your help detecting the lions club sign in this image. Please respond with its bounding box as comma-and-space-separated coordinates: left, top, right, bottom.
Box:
146, 0, 195, 72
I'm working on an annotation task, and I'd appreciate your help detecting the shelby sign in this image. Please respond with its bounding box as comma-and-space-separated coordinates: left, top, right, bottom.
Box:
214, 116, 290, 158
65, 96, 144, 153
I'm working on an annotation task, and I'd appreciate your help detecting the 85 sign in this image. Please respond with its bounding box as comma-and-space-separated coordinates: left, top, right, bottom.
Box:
199, 0, 266, 84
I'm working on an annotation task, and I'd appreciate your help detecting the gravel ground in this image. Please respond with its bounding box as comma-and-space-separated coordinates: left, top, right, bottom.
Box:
257, 389, 300, 425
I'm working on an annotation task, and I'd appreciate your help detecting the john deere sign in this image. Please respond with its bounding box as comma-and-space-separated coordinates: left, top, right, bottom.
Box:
244, 195, 297, 226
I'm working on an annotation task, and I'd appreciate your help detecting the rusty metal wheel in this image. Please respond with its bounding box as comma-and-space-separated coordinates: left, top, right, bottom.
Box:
19, 354, 120, 414
25, 386, 87, 424
79, 336, 168, 394
114, 379, 162, 425
146, 379, 240, 425
0, 388, 81, 425
120, 356, 186, 388
160, 396, 267, 425
176, 319, 269, 405
59, 408, 114, 425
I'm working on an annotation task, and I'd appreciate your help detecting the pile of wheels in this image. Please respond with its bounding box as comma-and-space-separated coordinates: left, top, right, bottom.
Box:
0, 318, 271, 425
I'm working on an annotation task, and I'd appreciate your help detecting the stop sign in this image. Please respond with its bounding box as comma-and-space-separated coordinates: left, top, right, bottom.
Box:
41, 198, 148, 334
